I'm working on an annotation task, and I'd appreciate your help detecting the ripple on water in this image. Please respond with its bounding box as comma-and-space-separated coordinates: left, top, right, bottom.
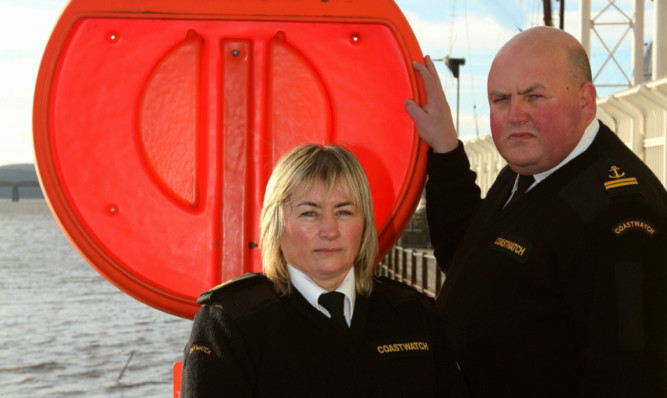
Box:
1, 201, 193, 397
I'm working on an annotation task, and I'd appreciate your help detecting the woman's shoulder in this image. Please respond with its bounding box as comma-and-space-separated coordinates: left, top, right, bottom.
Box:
196, 273, 279, 319
371, 276, 436, 310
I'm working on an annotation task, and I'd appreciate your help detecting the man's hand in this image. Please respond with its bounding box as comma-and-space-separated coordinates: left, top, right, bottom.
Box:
404, 55, 459, 153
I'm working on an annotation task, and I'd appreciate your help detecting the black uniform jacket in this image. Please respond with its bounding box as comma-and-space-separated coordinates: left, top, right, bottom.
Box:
427, 122, 667, 397
181, 273, 464, 397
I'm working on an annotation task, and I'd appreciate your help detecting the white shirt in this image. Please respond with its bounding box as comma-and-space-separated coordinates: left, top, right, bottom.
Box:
287, 265, 356, 326
510, 119, 600, 196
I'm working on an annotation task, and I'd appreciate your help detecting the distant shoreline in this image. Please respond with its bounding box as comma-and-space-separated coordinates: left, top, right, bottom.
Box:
0, 163, 44, 199
0, 198, 45, 201
0, 189, 45, 200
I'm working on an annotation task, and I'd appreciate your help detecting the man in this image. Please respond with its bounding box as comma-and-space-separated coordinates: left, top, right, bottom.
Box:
405, 26, 667, 397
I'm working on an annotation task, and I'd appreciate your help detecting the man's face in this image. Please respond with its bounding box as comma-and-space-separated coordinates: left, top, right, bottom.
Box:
487, 46, 589, 175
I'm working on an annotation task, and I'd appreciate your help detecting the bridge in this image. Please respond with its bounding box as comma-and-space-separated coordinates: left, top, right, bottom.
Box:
0, 165, 43, 201
0, 181, 41, 202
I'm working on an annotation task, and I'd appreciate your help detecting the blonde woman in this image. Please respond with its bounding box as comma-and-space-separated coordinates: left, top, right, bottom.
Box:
181, 144, 462, 397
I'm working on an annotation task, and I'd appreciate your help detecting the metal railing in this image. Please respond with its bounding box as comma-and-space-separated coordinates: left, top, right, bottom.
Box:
597, 78, 667, 188
374, 246, 445, 298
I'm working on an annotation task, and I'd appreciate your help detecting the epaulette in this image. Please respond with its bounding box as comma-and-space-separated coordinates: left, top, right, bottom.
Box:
561, 158, 640, 223
598, 158, 641, 197
373, 276, 434, 308
197, 272, 279, 318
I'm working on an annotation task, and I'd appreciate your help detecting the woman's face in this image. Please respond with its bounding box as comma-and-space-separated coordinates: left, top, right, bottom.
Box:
280, 179, 364, 291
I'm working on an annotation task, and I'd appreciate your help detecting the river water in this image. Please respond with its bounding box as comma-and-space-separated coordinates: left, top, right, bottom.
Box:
0, 199, 193, 397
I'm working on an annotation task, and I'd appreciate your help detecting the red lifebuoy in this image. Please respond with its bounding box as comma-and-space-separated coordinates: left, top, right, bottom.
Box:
33, 0, 426, 318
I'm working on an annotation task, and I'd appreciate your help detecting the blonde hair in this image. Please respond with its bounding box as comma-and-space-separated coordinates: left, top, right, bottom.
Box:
260, 144, 378, 295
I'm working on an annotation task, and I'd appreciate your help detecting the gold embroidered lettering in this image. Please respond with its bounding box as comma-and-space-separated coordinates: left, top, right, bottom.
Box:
613, 219, 656, 236
376, 341, 430, 354
494, 237, 527, 257
189, 344, 211, 355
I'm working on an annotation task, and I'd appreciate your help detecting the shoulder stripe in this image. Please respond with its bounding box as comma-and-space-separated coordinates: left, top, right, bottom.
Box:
605, 177, 638, 190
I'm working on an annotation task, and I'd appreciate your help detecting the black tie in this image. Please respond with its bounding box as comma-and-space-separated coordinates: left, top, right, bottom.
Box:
509, 174, 535, 204
318, 291, 347, 328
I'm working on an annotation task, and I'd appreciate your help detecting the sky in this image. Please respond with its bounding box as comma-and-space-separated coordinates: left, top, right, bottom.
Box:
0, 0, 654, 166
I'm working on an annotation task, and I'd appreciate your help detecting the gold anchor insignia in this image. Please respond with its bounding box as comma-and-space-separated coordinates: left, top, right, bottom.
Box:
609, 166, 625, 179
604, 165, 638, 190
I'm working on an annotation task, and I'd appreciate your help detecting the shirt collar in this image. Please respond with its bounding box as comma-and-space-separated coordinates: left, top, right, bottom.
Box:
512, 119, 600, 194
533, 118, 600, 183
287, 265, 356, 325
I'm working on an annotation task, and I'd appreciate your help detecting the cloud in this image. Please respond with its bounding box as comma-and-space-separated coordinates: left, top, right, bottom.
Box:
402, 10, 517, 57
399, 8, 519, 140
0, 4, 62, 56
0, 2, 65, 165
469, 0, 532, 32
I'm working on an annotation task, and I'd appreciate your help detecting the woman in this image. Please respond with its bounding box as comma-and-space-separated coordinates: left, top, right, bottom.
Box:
181, 144, 460, 397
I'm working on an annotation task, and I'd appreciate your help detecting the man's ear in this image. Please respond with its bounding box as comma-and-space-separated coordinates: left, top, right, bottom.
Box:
580, 81, 597, 120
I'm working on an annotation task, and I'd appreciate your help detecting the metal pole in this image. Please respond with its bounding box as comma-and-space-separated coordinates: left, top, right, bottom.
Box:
456, 76, 460, 134
560, 0, 565, 29
543, 0, 553, 26
579, 0, 591, 57
435, 57, 465, 136
632, 0, 644, 86
655, 0, 667, 79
